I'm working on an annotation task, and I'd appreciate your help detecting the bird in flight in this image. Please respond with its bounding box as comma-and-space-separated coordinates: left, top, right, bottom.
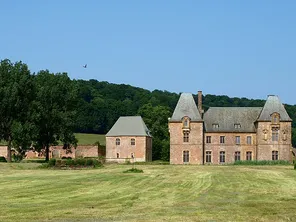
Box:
83, 64, 87, 68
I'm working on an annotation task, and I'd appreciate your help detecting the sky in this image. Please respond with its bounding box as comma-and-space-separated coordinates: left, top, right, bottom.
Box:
1, 1, 296, 104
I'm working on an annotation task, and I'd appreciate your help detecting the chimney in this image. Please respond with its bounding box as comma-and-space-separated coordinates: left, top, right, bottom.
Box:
198, 91, 204, 115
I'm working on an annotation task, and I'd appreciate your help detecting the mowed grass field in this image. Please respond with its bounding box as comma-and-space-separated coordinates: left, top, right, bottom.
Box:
74, 133, 106, 146
0, 164, 296, 222
0, 133, 106, 146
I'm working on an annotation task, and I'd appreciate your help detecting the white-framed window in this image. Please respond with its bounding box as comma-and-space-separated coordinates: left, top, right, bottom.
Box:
213, 124, 219, 129
247, 136, 252, 145
220, 136, 225, 144
206, 136, 211, 143
116, 138, 120, 146
116, 153, 119, 158
234, 124, 241, 129
235, 136, 240, 145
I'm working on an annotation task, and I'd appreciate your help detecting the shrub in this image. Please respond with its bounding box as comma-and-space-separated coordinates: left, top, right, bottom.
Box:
0, 156, 7, 162
85, 158, 93, 166
65, 159, 74, 166
12, 153, 24, 162
75, 158, 86, 166
48, 158, 56, 167
233, 160, 291, 166
123, 168, 143, 173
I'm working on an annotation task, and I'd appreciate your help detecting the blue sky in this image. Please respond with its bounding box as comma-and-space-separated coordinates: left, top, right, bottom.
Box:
1, 1, 296, 104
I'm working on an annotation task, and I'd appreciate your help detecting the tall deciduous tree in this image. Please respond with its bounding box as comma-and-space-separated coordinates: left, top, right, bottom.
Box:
0, 59, 34, 162
33, 70, 78, 161
138, 104, 172, 161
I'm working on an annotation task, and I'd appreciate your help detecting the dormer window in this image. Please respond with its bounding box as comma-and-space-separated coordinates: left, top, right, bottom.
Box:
212, 124, 219, 129
182, 116, 190, 129
234, 124, 241, 129
271, 112, 280, 124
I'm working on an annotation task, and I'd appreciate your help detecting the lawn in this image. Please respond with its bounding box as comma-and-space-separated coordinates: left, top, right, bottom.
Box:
0, 133, 106, 146
74, 133, 105, 146
0, 163, 296, 222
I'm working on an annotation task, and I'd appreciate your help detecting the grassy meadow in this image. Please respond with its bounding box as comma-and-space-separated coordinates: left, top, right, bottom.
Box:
0, 133, 105, 146
0, 163, 296, 222
74, 133, 106, 146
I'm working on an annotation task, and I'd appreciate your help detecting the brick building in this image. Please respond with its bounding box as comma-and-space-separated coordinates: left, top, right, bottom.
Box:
169, 91, 292, 164
105, 116, 152, 163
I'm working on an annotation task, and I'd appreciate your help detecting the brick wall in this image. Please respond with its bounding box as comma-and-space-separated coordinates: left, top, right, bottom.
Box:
0, 145, 103, 159
169, 122, 203, 164
106, 136, 151, 162
0, 146, 7, 157
204, 132, 257, 164
257, 121, 291, 161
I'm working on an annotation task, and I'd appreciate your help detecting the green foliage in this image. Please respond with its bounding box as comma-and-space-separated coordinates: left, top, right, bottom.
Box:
46, 158, 102, 168
48, 158, 56, 167
32, 70, 78, 161
138, 103, 172, 161
0, 59, 35, 162
123, 168, 144, 173
0, 156, 7, 162
12, 153, 24, 162
233, 160, 291, 165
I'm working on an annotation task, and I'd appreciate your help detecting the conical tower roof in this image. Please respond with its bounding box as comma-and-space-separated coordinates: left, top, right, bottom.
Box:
170, 93, 202, 121
257, 95, 291, 121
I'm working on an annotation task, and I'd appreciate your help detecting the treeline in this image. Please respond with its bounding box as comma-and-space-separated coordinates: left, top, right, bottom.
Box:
1, 59, 296, 162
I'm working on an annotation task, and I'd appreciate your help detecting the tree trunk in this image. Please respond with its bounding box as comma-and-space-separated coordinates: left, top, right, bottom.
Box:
45, 144, 50, 162
7, 139, 12, 162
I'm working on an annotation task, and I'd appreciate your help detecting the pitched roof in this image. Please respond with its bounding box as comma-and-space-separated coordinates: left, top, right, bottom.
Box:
170, 93, 202, 122
106, 116, 151, 137
257, 95, 292, 121
203, 107, 262, 132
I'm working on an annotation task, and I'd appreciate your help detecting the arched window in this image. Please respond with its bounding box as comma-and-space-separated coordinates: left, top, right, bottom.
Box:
182, 117, 190, 128
116, 138, 120, 146
117, 153, 119, 158
271, 112, 280, 124
131, 138, 135, 145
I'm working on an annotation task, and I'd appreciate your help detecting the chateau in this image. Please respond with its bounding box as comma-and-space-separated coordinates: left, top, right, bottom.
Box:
169, 91, 292, 164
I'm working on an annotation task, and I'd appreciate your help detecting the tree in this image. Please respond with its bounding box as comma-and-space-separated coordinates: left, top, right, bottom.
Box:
32, 70, 78, 161
0, 59, 34, 162
138, 104, 172, 161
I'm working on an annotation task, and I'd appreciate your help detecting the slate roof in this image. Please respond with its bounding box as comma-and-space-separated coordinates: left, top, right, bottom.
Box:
203, 107, 262, 132
170, 93, 202, 122
258, 95, 292, 121
106, 116, 151, 137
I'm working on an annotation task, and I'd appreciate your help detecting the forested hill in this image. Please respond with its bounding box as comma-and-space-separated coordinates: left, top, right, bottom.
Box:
74, 79, 296, 134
